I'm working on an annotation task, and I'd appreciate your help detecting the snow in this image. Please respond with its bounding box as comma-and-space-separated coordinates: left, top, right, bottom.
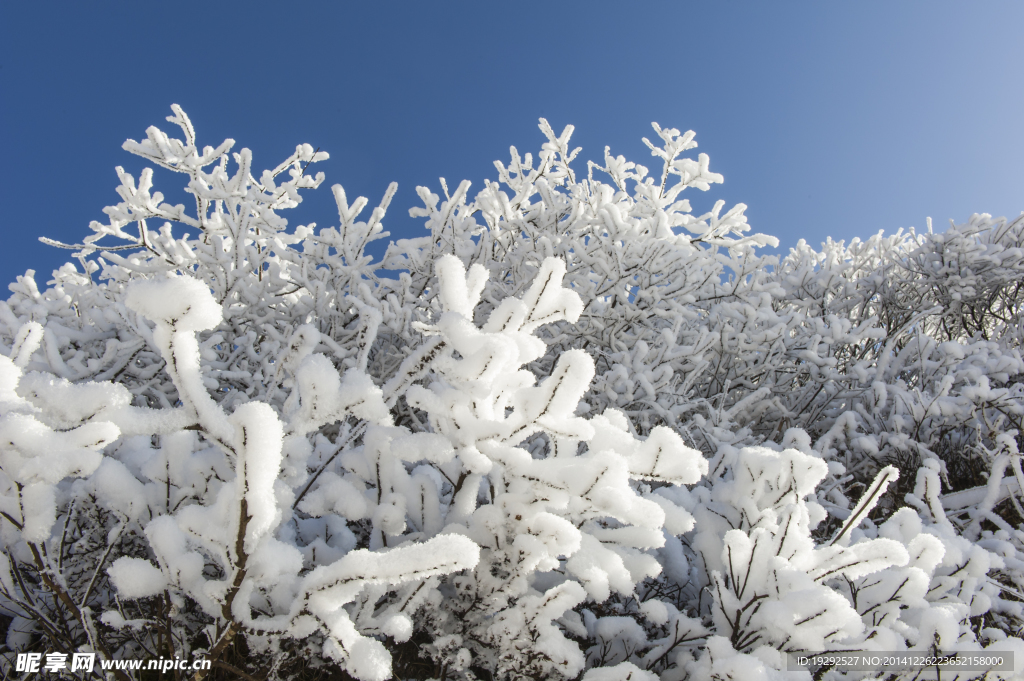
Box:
124, 277, 223, 332
230, 401, 285, 551
347, 638, 393, 681
582, 661, 657, 681
4, 103, 1024, 681
18, 483, 55, 544
108, 556, 168, 599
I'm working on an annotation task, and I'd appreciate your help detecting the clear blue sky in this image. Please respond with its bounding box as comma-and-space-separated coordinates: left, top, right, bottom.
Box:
2, 2, 1022, 283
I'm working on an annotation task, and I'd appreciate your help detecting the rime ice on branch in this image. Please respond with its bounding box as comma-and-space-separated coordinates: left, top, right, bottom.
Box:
2, 105, 1024, 681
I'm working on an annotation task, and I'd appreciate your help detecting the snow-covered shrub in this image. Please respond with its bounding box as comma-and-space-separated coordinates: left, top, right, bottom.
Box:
2, 105, 1024, 680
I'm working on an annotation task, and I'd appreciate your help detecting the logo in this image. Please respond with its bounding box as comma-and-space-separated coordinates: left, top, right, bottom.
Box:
13, 652, 210, 674
15, 652, 95, 673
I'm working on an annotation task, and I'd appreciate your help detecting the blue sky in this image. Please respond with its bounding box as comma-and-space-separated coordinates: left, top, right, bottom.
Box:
2, 2, 1022, 283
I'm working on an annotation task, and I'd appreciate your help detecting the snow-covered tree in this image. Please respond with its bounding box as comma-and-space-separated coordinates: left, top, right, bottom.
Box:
2, 105, 1024, 680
